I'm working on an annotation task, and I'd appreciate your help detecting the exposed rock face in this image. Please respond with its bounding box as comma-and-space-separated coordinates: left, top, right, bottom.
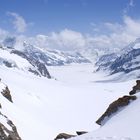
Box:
11, 50, 51, 79
76, 131, 87, 135
34, 61, 51, 78
0, 81, 21, 139
0, 112, 21, 140
1, 86, 13, 103
54, 133, 76, 140
96, 95, 137, 125
0, 80, 21, 139
129, 80, 140, 95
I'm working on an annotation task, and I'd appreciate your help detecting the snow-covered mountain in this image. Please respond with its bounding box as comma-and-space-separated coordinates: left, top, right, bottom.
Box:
96, 38, 140, 79
20, 42, 91, 66
0, 46, 51, 78
95, 53, 119, 72
0, 37, 91, 78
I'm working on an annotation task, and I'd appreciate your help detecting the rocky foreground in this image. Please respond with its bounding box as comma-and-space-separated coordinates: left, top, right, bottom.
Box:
55, 80, 140, 140
0, 80, 21, 140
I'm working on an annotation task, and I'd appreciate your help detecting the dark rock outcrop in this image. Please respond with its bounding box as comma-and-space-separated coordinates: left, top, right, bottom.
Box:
54, 133, 76, 140
129, 80, 140, 95
76, 131, 87, 135
0, 80, 21, 139
96, 95, 137, 125
54, 131, 88, 140
0, 112, 21, 140
1, 86, 13, 103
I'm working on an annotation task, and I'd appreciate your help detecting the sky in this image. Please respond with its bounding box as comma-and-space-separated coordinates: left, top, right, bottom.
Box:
0, 0, 140, 51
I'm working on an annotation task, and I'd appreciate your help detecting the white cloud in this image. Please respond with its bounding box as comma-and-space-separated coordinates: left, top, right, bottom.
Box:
7, 12, 27, 33
104, 22, 123, 33
124, 15, 140, 36
25, 15, 140, 52
95, 15, 140, 48
51, 29, 86, 48
31, 29, 86, 51
1, 11, 140, 53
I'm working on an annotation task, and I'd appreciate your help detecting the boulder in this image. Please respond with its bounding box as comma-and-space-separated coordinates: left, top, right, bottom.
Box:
96, 95, 137, 125
129, 80, 140, 95
76, 131, 87, 135
54, 133, 76, 140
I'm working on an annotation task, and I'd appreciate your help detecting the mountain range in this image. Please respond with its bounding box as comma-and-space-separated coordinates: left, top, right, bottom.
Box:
0, 36, 91, 78
96, 38, 140, 79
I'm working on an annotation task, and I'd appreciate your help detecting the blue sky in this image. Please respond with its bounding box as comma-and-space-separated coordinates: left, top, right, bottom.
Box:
0, 0, 139, 35
1, 0, 140, 51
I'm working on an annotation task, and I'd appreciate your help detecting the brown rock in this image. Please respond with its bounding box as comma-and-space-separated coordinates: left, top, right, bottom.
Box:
96, 95, 137, 125
129, 80, 140, 95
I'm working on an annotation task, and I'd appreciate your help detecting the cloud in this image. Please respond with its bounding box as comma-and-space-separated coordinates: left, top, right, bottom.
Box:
1, 10, 140, 54
0, 28, 9, 42
24, 15, 140, 53
29, 29, 86, 51
7, 12, 27, 33
123, 0, 134, 14
123, 15, 140, 36
104, 22, 123, 33
51, 29, 86, 48
89, 15, 140, 49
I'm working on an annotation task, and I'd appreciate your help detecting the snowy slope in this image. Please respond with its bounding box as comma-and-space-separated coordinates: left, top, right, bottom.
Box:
0, 64, 136, 140
0, 47, 31, 69
70, 93, 140, 140
0, 47, 51, 78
